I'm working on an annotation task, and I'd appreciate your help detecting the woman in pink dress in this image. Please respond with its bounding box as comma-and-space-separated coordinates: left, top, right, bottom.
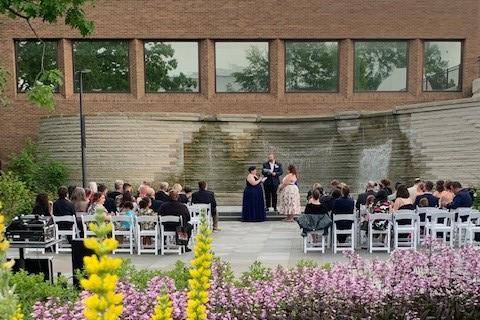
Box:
279, 165, 301, 222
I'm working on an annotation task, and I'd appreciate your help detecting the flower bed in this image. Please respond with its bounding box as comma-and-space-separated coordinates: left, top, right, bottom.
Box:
33, 243, 480, 320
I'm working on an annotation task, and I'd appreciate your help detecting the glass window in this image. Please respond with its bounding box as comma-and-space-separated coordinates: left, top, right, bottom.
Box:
144, 41, 199, 92
215, 42, 269, 92
15, 40, 58, 92
73, 40, 130, 92
285, 41, 338, 92
354, 41, 408, 92
423, 41, 462, 91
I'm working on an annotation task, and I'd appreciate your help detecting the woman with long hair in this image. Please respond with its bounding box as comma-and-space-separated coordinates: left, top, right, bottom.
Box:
71, 187, 89, 213
32, 193, 52, 216
279, 164, 301, 222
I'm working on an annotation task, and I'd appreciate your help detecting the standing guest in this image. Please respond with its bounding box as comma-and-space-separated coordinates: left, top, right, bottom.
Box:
172, 183, 189, 204
32, 193, 52, 216
184, 186, 193, 204
88, 181, 98, 194
155, 182, 170, 202
71, 187, 89, 213
440, 180, 455, 208
88, 192, 107, 215
53, 186, 76, 229
380, 179, 393, 195
107, 180, 124, 200
67, 185, 77, 200
242, 166, 266, 222
414, 181, 438, 208
146, 187, 163, 213
192, 181, 219, 230
279, 164, 301, 222
447, 181, 473, 209
116, 183, 133, 208
98, 184, 117, 213
393, 184, 415, 211
159, 190, 192, 251
356, 181, 377, 211
408, 178, 422, 202
262, 153, 283, 212
306, 183, 323, 202
331, 184, 355, 242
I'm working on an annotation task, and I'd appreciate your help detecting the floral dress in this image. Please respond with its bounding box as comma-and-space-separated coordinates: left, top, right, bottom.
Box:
138, 208, 157, 230
279, 175, 301, 216
372, 200, 391, 230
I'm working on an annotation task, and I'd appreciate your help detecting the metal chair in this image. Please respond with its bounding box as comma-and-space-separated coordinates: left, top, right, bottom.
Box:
368, 213, 392, 253
135, 215, 160, 255
393, 210, 418, 250
52, 215, 79, 253
159, 215, 183, 255
111, 215, 134, 254
332, 214, 355, 253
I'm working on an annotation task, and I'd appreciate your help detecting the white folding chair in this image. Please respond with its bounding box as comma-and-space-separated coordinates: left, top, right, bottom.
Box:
52, 215, 79, 253
111, 215, 134, 254
332, 214, 355, 253
456, 208, 473, 246
160, 215, 184, 255
189, 204, 212, 230
303, 230, 328, 254
81, 215, 97, 238
393, 210, 418, 250
468, 211, 480, 246
426, 210, 454, 247
135, 215, 160, 255
368, 213, 392, 253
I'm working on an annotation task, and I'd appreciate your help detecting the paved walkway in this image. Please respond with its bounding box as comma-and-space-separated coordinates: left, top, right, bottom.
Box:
7, 221, 389, 275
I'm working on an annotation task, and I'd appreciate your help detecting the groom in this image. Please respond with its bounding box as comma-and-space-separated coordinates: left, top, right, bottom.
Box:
262, 153, 283, 212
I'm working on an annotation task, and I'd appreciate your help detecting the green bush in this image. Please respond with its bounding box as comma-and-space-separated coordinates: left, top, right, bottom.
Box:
473, 187, 479, 210
0, 172, 33, 221
10, 271, 78, 320
8, 140, 69, 195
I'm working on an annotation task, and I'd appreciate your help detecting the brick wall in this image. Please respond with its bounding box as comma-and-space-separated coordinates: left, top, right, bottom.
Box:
0, 0, 479, 164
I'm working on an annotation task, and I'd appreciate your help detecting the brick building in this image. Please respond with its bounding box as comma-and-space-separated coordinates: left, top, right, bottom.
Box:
0, 0, 479, 199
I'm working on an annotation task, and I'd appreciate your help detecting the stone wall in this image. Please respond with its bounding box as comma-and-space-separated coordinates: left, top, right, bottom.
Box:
37, 97, 480, 204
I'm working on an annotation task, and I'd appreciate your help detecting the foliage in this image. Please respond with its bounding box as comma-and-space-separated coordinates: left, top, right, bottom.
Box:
424, 42, 459, 90
0, 205, 23, 320
186, 211, 213, 320
81, 206, 123, 320
10, 271, 78, 320
231, 46, 269, 92
0, 66, 8, 107
73, 41, 130, 92
285, 42, 338, 92
145, 42, 197, 92
295, 259, 318, 268
474, 187, 480, 210
238, 261, 272, 286
0, 172, 33, 222
7, 140, 69, 195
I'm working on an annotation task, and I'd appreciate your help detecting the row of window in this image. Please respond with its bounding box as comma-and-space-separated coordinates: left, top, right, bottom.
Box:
14, 40, 463, 94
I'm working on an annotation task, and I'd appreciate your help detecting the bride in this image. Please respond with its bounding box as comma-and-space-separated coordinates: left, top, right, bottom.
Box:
279, 164, 301, 222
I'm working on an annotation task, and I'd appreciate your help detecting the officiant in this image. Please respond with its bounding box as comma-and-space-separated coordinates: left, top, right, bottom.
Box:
262, 153, 283, 212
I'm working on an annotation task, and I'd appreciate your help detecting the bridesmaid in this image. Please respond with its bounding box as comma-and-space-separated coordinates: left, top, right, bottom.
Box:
279, 164, 301, 222
242, 166, 266, 222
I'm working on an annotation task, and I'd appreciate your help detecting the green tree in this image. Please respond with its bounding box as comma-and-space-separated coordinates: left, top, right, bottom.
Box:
424, 43, 458, 90
145, 42, 197, 92
231, 46, 269, 92
0, 172, 33, 221
0, 0, 96, 109
0, 66, 7, 107
286, 42, 338, 92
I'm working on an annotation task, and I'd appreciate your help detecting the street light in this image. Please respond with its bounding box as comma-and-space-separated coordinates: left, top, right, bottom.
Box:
76, 69, 91, 188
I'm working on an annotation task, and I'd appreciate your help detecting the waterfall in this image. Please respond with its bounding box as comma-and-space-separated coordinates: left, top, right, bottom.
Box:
357, 140, 392, 193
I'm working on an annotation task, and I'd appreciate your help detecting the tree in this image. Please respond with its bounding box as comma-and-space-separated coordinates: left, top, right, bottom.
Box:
231, 46, 269, 92
145, 42, 197, 92
424, 43, 457, 90
286, 42, 338, 91
0, 0, 96, 109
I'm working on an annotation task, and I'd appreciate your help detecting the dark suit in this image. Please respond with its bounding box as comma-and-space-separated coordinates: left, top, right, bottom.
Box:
159, 201, 192, 241
104, 197, 117, 213
447, 189, 473, 209
53, 198, 76, 229
191, 190, 217, 217
262, 161, 283, 210
107, 191, 121, 200
149, 197, 164, 213
155, 191, 170, 202
355, 190, 376, 210
332, 196, 354, 242
414, 192, 439, 208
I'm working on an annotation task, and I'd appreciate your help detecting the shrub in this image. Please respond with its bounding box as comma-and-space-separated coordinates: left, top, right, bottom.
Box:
7, 140, 69, 195
0, 172, 33, 221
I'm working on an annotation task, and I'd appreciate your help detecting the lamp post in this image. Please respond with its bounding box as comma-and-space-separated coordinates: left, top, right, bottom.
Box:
77, 69, 91, 188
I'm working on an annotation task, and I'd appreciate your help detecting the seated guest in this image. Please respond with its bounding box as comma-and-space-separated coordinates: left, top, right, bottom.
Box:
119, 191, 137, 212
433, 180, 444, 199
414, 180, 438, 208
184, 186, 193, 204
379, 179, 393, 195
155, 182, 170, 202
393, 184, 415, 211
98, 183, 117, 213
440, 180, 455, 208
371, 190, 391, 231
116, 183, 133, 208
117, 201, 135, 230
329, 179, 341, 194
356, 181, 377, 211
88, 181, 98, 193
408, 178, 422, 202
107, 180, 123, 200
192, 181, 219, 231
67, 185, 77, 200
53, 186, 76, 229
32, 193, 52, 216
137, 184, 149, 202
159, 190, 192, 251
331, 185, 355, 243
304, 189, 331, 236
447, 181, 473, 209
71, 187, 89, 213
88, 192, 107, 215
418, 198, 429, 208
137, 197, 156, 230
172, 183, 189, 204
146, 187, 162, 213
85, 187, 93, 203
387, 181, 402, 201
307, 183, 322, 202
322, 188, 341, 212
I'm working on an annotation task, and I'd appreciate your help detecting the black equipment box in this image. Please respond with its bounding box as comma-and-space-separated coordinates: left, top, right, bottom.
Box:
6, 215, 55, 243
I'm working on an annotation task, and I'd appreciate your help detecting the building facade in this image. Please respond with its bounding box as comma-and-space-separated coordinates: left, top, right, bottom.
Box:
0, 0, 479, 200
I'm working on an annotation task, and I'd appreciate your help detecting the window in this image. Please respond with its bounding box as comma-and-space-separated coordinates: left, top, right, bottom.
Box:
15, 40, 58, 92
354, 41, 408, 92
215, 42, 269, 92
285, 41, 338, 92
73, 40, 130, 92
423, 41, 462, 91
144, 41, 199, 92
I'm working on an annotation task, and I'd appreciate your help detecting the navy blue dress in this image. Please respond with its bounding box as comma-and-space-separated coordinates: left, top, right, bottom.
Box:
242, 178, 266, 222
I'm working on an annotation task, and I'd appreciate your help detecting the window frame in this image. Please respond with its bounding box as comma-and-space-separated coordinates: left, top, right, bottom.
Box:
284, 39, 340, 93
422, 39, 463, 93
72, 39, 132, 93
143, 40, 201, 94
14, 38, 60, 93
353, 39, 410, 93
214, 40, 271, 94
